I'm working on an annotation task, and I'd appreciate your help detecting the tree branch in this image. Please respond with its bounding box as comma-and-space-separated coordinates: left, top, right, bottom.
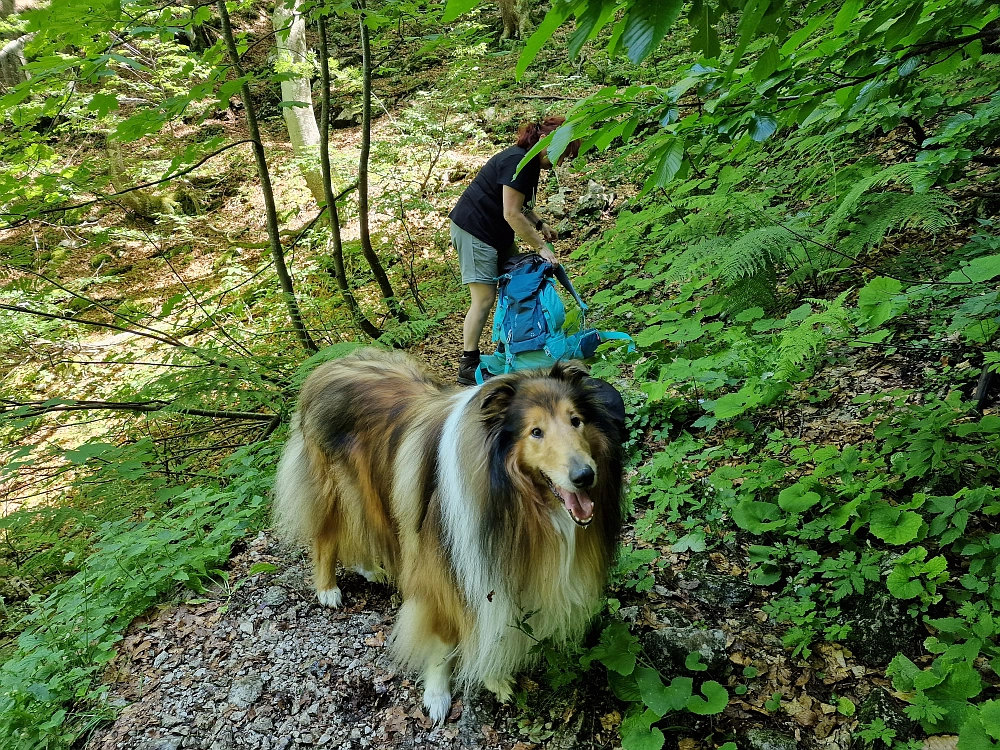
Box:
1, 398, 277, 421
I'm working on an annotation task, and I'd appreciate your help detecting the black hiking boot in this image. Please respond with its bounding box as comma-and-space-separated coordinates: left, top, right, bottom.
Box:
457, 353, 491, 386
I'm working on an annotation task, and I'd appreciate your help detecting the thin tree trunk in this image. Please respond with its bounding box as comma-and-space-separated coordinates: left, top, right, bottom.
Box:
272, 0, 325, 205
217, 0, 317, 354
318, 13, 381, 339
0, 0, 32, 91
356, 0, 406, 322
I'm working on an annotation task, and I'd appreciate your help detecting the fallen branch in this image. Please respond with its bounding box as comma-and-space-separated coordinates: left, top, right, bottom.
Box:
1, 397, 276, 422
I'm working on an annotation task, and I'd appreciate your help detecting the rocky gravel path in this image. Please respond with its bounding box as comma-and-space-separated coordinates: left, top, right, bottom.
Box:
85, 532, 556, 750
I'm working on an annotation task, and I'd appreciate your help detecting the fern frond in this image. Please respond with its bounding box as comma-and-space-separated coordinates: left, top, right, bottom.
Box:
773, 292, 851, 382
840, 192, 957, 257
823, 162, 934, 239
723, 268, 777, 314
717, 226, 804, 284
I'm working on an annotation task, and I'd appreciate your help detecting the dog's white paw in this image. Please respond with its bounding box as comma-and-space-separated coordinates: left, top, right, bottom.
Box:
316, 587, 343, 608
423, 685, 452, 725
484, 676, 514, 703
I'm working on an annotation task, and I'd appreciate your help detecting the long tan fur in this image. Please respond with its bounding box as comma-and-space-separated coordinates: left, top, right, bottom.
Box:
273, 349, 623, 722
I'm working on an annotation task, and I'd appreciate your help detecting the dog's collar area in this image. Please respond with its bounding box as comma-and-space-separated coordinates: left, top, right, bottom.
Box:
543, 474, 594, 528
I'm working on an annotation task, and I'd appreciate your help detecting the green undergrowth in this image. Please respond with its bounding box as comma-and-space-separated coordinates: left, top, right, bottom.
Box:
0, 442, 275, 750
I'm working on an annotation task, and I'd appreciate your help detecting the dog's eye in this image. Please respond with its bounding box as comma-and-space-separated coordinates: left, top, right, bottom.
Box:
570, 416, 582, 428
530, 427, 544, 439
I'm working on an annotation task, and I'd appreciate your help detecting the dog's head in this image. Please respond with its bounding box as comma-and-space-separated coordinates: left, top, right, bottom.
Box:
480, 362, 623, 530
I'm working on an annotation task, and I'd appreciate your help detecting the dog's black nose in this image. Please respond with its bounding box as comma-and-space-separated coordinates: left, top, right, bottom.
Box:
570, 465, 595, 489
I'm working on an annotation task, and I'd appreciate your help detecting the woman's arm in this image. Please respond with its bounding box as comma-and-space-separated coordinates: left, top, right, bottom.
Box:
503, 185, 558, 264
523, 208, 558, 242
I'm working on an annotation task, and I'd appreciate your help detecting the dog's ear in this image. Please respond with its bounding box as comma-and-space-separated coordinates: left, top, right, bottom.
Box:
480, 379, 517, 417
550, 360, 589, 384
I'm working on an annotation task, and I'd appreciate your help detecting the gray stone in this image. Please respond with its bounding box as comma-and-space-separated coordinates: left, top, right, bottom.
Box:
744, 728, 797, 750
856, 686, 917, 748
555, 218, 573, 237
678, 557, 754, 610
262, 585, 288, 608
843, 594, 918, 666
227, 676, 264, 708
642, 624, 729, 673
572, 180, 615, 215
137, 739, 182, 750
545, 188, 571, 219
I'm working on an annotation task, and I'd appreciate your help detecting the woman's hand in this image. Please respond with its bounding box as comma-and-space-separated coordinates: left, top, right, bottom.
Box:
539, 222, 558, 242
539, 245, 558, 265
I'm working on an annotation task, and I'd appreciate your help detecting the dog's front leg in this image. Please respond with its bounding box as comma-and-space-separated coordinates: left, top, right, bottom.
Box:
421, 636, 455, 724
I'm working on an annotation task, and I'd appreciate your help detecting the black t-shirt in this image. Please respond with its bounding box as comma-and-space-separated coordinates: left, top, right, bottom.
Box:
449, 145, 541, 252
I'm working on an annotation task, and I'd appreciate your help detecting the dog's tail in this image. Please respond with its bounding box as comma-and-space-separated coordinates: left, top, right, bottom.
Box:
272, 415, 319, 544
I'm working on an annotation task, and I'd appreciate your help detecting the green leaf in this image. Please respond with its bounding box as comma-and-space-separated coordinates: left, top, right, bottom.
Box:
442, 0, 482, 23
590, 621, 640, 675
636, 668, 691, 716
621, 0, 683, 64
732, 500, 785, 533
685, 652, 708, 672
248, 562, 278, 575
777, 483, 821, 513
568, 0, 612, 59
858, 276, 904, 327
622, 726, 665, 750
749, 113, 778, 142
945, 254, 1000, 284
88, 92, 119, 117
833, 0, 863, 34
687, 681, 729, 714
870, 503, 924, 545
653, 139, 685, 187
516, 5, 571, 80
752, 42, 779, 83
883, 1, 924, 49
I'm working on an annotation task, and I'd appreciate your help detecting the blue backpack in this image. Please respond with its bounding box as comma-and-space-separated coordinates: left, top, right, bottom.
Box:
476, 254, 633, 382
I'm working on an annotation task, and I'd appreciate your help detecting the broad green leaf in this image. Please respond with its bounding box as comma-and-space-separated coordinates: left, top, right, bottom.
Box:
653, 139, 685, 187
621, 0, 683, 64
568, 0, 613, 59
687, 681, 729, 714
883, 1, 925, 49
945, 254, 1000, 284
88, 92, 119, 116
732, 500, 785, 533
749, 113, 778, 141
516, 6, 571, 80
858, 276, 903, 327
979, 700, 1000, 740
752, 42, 779, 83
590, 621, 640, 675
870, 503, 924, 544
442, 0, 482, 23
622, 726, 665, 750
833, 0, 863, 34
777, 483, 821, 513
635, 668, 691, 716
685, 652, 708, 671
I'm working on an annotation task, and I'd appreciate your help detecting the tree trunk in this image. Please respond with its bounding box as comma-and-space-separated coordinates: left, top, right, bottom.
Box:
0, 0, 32, 91
217, 0, 317, 354
318, 13, 380, 339
497, 0, 532, 40
272, 0, 325, 205
356, 0, 406, 322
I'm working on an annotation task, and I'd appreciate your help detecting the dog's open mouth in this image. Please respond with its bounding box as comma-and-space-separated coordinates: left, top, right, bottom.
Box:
546, 477, 594, 527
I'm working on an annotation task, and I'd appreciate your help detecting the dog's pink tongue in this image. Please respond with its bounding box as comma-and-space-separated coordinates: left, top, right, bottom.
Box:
556, 487, 594, 521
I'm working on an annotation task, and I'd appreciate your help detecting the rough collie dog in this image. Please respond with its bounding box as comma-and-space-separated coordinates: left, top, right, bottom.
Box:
273, 349, 623, 722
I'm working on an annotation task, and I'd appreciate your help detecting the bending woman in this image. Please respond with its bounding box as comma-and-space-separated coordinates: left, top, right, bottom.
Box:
448, 115, 578, 385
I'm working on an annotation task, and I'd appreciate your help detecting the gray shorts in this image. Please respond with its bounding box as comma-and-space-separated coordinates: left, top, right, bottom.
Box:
451, 221, 513, 285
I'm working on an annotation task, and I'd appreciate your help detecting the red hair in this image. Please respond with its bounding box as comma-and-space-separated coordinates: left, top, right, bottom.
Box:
515, 116, 581, 162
